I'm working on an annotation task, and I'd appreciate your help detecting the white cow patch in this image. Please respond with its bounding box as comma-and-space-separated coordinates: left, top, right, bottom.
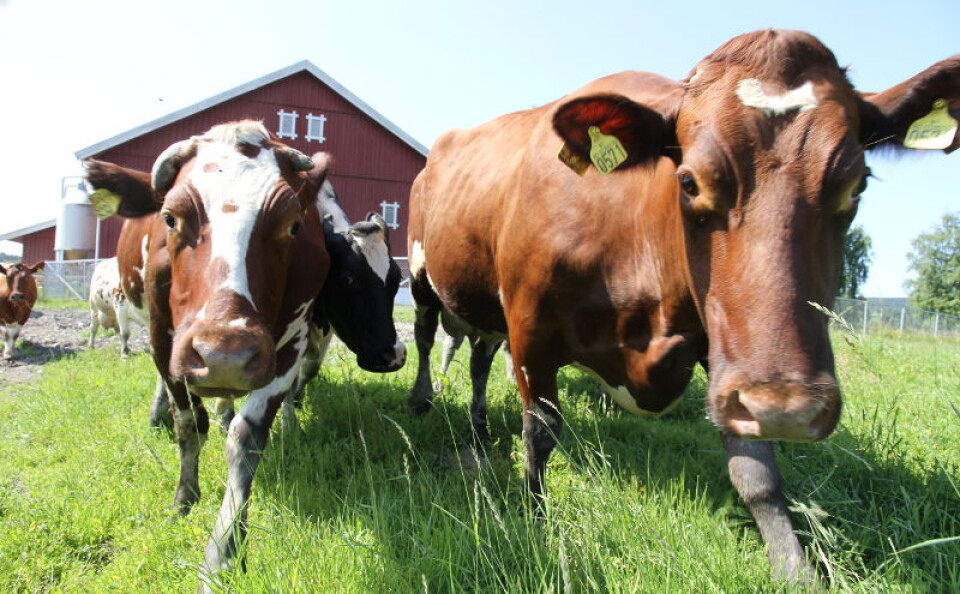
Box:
735, 78, 819, 116
573, 362, 681, 417
410, 240, 426, 277
2, 323, 21, 356
355, 231, 391, 283
227, 318, 248, 328
275, 301, 312, 351
185, 124, 281, 308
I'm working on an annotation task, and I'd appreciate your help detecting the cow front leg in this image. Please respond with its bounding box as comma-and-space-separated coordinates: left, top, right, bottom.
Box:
88, 307, 100, 348
516, 360, 562, 514
436, 330, 465, 390
214, 398, 237, 434
172, 387, 209, 514
115, 301, 132, 358
468, 337, 500, 448
200, 391, 282, 591
408, 302, 441, 415
2, 324, 19, 359
292, 325, 332, 408
148, 374, 172, 430
723, 434, 814, 583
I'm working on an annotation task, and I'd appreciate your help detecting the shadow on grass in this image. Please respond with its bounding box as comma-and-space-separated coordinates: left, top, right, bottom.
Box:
251, 346, 957, 591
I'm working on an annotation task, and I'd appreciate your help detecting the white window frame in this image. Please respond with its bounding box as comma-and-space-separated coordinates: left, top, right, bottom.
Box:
305, 113, 327, 143
276, 109, 298, 140
380, 201, 400, 229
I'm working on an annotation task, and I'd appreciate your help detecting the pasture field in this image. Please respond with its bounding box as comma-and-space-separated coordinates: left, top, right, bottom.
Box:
0, 306, 958, 593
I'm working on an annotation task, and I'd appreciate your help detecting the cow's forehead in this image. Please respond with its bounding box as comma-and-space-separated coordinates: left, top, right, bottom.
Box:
187, 141, 282, 212
680, 66, 859, 164
182, 139, 285, 306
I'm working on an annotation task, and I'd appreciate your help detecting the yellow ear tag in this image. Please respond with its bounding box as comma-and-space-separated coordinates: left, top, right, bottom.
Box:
557, 143, 590, 176
588, 126, 628, 174
903, 99, 958, 150
89, 189, 123, 219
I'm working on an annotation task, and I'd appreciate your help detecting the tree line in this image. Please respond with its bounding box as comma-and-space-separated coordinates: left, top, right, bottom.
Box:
840, 214, 960, 315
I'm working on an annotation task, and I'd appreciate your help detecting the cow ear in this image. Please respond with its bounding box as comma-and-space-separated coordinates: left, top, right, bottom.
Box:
553, 94, 672, 174
28, 262, 44, 273
275, 146, 316, 172
367, 212, 390, 244
859, 56, 960, 153
299, 152, 332, 211
85, 159, 162, 218
152, 138, 199, 196
306, 152, 332, 185
0, 264, 6, 275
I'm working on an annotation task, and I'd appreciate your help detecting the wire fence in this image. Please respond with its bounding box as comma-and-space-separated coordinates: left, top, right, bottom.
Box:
40, 259, 100, 301
35, 260, 960, 339
38, 257, 415, 304
833, 297, 960, 338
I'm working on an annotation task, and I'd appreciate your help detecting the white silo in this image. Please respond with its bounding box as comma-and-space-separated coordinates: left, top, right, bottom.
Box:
54, 176, 96, 261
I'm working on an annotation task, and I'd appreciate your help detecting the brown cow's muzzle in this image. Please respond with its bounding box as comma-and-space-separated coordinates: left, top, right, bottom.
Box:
171, 326, 276, 398
10, 293, 26, 301
711, 372, 841, 442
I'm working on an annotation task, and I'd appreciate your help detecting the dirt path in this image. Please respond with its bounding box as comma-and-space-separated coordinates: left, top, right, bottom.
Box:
0, 307, 420, 385
0, 307, 151, 384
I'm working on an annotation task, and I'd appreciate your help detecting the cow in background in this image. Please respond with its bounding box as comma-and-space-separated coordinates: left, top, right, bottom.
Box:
0, 262, 44, 359
408, 30, 959, 582
85, 120, 331, 592
88, 256, 145, 357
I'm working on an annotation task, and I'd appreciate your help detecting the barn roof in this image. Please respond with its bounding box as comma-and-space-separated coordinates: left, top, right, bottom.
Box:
75, 60, 428, 159
0, 219, 56, 242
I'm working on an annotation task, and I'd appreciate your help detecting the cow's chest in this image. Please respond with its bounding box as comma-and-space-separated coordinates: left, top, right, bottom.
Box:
570, 332, 700, 417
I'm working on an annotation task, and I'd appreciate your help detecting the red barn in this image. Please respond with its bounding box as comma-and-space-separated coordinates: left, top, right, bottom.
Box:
1, 60, 427, 274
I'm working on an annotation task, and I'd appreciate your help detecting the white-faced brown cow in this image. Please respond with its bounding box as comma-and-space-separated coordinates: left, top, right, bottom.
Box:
407, 30, 959, 582
88, 256, 145, 357
0, 261, 44, 359
85, 121, 331, 592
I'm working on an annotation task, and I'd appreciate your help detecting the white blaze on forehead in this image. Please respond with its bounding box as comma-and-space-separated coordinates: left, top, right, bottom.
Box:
186, 125, 281, 307
355, 231, 391, 283
736, 79, 819, 115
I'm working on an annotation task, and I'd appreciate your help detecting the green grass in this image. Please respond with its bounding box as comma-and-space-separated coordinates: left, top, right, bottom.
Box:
0, 317, 958, 593
34, 295, 87, 310
393, 304, 415, 324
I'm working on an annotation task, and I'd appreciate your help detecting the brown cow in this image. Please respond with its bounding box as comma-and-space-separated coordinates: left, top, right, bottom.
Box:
0, 261, 44, 359
407, 30, 959, 582
85, 121, 330, 592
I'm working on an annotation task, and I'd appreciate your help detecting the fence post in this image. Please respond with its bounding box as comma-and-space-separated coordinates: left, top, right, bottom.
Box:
899, 308, 906, 335
934, 312, 940, 337
862, 300, 869, 336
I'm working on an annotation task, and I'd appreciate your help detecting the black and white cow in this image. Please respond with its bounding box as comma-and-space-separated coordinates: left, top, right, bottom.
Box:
217, 179, 407, 430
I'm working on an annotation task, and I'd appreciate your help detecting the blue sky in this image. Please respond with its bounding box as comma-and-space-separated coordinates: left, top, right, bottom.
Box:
1, 0, 957, 297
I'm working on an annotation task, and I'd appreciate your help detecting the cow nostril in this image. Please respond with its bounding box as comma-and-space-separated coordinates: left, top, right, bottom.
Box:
726, 390, 753, 423
723, 390, 763, 438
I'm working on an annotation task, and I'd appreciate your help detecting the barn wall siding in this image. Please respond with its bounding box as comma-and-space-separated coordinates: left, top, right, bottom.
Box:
21, 228, 56, 264
86, 72, 424, 258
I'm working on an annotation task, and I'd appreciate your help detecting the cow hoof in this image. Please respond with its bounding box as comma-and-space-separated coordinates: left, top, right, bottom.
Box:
408, 398, 434, 417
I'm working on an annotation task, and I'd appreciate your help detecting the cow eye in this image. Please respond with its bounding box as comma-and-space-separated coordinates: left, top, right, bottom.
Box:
289, 220, 301, 236
852, 171, 870, 197
678, 172, 699, 197
162, 212, 176, 230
